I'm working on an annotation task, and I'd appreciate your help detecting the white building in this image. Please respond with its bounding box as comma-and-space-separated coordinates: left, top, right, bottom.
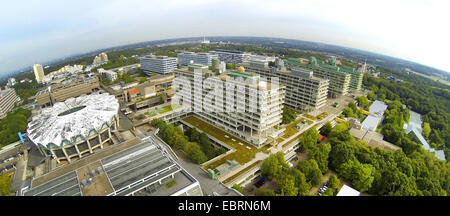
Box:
33, 64, 45, 83
0, 87, 21, 119
98, 68, 118, 82
7, 78, 17, 87
174, 64, 285, 147
177, 52, 218, 66
211, 49, 250, 64
336, 184, 361, 196
140, 55, 177, 75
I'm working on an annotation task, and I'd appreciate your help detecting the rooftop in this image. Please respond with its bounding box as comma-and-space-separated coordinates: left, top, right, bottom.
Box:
23, 137, 198, 196
336, 184, 360, 196
27, 93, 119, 149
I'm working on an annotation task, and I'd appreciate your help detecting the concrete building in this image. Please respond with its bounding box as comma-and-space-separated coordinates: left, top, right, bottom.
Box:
103, 74, 174, 112
98, 68, 118, 82
22, 136, 203, 196
93, 52, 108, 65
285, 57, 356, 97
27, 93, 120, 163
243, 59, 329, 111
173, 64, 285, 147
177, 52, 218, 66
33, 64, 45, 83
336, 184, 360, 196
35, 75, 100, 108
361, 100, 387, 131
212, 49, 250, 64
140, 55, 177, 75
7, 78, 17, 87
405, 111, 446, 161
0, 141, 27, 174
0, 87, 20, 119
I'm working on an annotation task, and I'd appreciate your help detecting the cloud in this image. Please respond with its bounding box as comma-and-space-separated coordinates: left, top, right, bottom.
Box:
0, 0, 449, 75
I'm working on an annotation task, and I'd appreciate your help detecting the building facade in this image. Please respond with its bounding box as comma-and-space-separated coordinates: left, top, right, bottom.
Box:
0, 87, 20, 119
174, 65, 285, 147
285, 57, 353, 97
212, 49, 250, 64
177, 52, 218, 66
27, 93, 119, 163
140, 55, 177, 75
33, 64, 45, 83
243, 59, 329, 111
35, 75, 100, 108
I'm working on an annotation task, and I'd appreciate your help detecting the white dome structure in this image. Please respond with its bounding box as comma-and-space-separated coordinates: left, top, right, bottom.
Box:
27, 93, 120, 163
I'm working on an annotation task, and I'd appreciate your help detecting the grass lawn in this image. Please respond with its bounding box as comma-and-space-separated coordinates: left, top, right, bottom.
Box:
166, 180, 177, 188
182, 116, 270, 171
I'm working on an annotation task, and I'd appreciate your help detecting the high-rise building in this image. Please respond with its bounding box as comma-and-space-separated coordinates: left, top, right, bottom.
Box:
0, 87, 20, 119
93, 52, 109, 65
285, 57, 353, 97
174, 64, 285, 147
177, 52, 218, 66
243, 59, 329, 111
33, 64, 45, 83
140, 55, 177, 75
211, 49, 250, 64
7, 78, 16, 87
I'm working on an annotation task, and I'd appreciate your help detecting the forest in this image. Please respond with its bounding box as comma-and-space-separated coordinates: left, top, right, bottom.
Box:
364, 69, 450, 160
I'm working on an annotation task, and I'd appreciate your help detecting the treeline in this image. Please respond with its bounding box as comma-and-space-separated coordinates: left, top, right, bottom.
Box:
0, 108, 31, 148
364, 74, 450, 160
12, 80, 44, 104
151, 119, 225, 164
329, 123, 450, 195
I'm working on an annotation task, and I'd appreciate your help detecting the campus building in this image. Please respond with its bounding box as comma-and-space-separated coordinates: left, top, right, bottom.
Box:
22, 136, 203, 196
285, 57, 357, 97
177, 52, 218, 66
173, 64, 285, 147
243, 59, 329, 111
0, 87, 20, 119
35, 75, 100, 108
140, 55, 177, 75
102, 74, 174, 112
211, 49, 250, 64
33, 64, 45, 83
27, 93, 120, 163
93, 52, 109, 65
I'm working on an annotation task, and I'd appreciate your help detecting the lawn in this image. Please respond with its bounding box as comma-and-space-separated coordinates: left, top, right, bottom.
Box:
182, 116, 270, 171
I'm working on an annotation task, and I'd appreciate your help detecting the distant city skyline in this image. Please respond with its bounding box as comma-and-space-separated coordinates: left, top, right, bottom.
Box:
0, 0, 449, 76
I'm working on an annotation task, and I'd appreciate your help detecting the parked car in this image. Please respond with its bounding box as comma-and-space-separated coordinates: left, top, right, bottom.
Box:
254, 177, 267, 188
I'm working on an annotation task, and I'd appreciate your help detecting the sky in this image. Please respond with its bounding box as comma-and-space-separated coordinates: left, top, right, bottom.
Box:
1, 0, 449, 76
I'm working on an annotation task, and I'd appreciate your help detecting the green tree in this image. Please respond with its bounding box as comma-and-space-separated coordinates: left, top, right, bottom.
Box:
422, 122, 431, 139
309, 143, 332, 174
342, 107, 354, 117
338, 159, 374, 192
281, 107, 297, 124
0, 174, 11, 196
367, 91, 376, 101
277, 174, 298, 196
289, 168, 311, 196
319, 121, 332, 137
297, 159, 323, 186
184, 142, 207, 164
232, 184, 243, 193
254, 188, 276, 196
300, 127, 319, 153
261, 152, 289, 180
356, 96, 369, 108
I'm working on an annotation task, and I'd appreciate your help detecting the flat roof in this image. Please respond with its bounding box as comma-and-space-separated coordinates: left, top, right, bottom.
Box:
336, 184, 360, 196
24, 136, 197, 196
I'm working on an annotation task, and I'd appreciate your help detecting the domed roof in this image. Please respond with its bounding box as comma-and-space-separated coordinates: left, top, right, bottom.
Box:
237, 66, 245, 72
27, 93, 119, 149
